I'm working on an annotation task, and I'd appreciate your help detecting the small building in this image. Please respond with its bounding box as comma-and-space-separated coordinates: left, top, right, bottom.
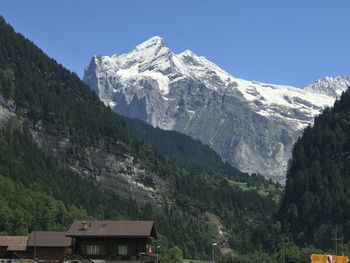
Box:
66, 221, 157, 262
0, 236, 28, 260
27, 231, 72, 263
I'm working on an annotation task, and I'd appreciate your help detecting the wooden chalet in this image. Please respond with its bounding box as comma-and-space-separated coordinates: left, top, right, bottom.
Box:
0, 232, 71, 263
66, 221, 157, 263
0, 236, 28, 260
27, 231, 72, 263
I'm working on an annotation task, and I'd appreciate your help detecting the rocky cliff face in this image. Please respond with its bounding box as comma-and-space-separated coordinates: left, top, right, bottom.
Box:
83, 36, 348, 182
0, 92, 165, 205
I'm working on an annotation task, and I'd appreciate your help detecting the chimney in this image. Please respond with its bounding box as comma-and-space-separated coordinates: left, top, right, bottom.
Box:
82, 221, 88, 230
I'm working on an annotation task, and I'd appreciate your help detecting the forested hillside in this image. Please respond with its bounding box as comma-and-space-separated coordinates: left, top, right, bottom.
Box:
0, 16, 279, 259
278, 88, 350, 249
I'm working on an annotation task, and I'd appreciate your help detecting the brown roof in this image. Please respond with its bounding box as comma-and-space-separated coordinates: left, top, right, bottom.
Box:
66, 221, 156, 238
0, 236, 29, 251
27, 231, 72, 247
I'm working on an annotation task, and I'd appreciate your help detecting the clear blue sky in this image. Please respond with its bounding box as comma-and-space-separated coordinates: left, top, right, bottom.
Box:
2, 0, 350, 87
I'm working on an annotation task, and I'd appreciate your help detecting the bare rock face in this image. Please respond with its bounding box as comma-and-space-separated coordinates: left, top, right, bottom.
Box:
205, 213, 232, 255
0, 91, 166, 206
84, 36, 348, 182
0, 93, 15, 126
31, 121, 166, 205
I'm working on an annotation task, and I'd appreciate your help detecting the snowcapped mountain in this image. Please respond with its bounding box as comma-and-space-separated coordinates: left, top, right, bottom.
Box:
83, 36, 349, 182
303, 75, 350, 97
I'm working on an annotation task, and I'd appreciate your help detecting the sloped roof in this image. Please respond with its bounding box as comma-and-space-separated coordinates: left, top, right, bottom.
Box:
66, 221, 156, 238
0, 236, 28, 251
27, 231, 72, 247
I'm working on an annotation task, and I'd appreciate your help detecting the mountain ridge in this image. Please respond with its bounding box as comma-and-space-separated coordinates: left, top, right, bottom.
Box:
84, 36, 349, 181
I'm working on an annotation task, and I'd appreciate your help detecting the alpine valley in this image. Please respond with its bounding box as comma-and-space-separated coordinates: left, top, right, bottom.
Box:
0, 16, 284, 259
2, 10, 350, 263
84, 36, 350, 182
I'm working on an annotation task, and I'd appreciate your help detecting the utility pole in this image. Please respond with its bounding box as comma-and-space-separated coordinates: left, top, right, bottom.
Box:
331, 227, 342, 255
305, 242, 308, 263
281, 236, 293, 263
212, 243, 217, 262
341, 237, 344, 256
280, 237, 285, 263
34, 231, 37, 260
282, 237, 285, 263
156, 246, 160, 263
336, 230, 338, 255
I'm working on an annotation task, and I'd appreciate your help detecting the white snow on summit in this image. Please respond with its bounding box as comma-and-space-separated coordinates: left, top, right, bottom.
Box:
303, 75, 350, 97
85, 36, 349, 131
84, 36, 350, 181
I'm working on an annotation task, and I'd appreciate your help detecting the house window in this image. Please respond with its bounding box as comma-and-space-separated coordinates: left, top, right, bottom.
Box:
118, 245, 128, 255
84, 244, 104, 255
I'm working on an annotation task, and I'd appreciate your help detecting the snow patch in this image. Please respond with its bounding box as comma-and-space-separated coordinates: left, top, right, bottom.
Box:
116, 68, 170, 94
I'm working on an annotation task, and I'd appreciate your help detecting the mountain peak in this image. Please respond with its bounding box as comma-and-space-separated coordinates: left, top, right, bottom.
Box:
179, 49, 197, 57
133, 36, 165, 52
83, 38, 349, 182
303, 75, 350, 97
